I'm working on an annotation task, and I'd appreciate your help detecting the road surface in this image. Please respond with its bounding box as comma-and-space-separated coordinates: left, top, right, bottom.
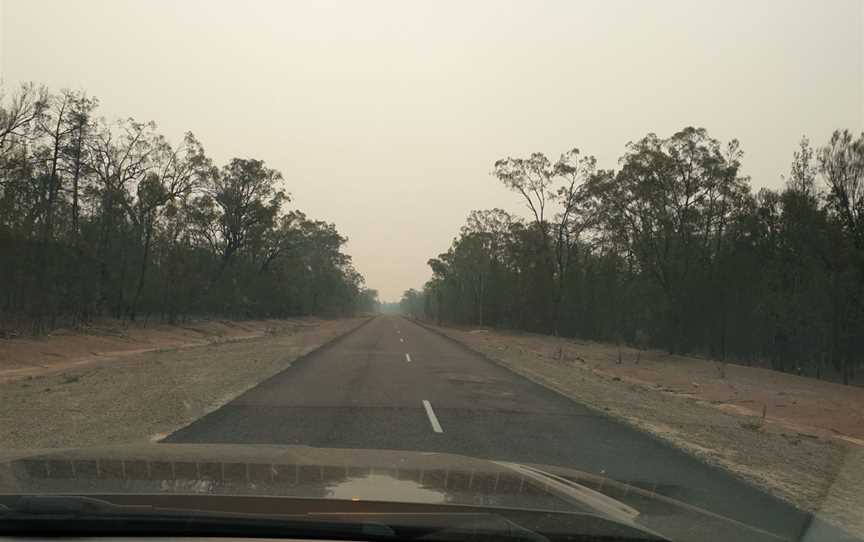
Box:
166, 315, 814, 539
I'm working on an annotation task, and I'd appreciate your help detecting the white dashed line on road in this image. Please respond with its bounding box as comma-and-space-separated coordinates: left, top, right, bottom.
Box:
405, 353, 412, 363
422, 400, 443, 433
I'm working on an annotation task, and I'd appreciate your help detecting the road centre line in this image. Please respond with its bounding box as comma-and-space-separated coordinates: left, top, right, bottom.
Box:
405, 353, 412, 362
422, 400, 444, 433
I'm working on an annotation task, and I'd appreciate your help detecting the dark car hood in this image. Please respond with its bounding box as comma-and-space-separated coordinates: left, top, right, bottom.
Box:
0, 444, 636, 520
0, 444, 795, 542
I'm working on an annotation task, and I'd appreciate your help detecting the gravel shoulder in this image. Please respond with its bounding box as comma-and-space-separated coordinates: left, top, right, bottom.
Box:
421, 320, 864, 539
1, 316, 369, 450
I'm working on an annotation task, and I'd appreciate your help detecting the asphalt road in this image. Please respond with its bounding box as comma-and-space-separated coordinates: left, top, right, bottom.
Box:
166, 315, 817, 540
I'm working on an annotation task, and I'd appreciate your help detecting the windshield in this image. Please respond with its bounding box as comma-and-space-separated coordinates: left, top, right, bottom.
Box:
0, 2, 862, 542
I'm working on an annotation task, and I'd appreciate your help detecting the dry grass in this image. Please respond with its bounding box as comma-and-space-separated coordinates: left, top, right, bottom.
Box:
0, 317, 368, 449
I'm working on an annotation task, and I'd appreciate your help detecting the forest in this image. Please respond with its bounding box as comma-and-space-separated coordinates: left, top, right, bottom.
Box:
0, 83, 377, 335
402, 127, 864, 384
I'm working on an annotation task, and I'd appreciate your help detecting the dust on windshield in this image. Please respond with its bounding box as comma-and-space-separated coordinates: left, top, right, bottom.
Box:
0, 2, 862, 542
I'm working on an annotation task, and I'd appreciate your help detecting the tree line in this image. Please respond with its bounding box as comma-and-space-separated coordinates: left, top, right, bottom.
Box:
0, 83, 377, 335
403, 127, 864, 384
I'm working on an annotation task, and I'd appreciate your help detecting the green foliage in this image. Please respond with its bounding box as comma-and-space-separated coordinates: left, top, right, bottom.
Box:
410, 129, 864, 384
0, 83, 367, 333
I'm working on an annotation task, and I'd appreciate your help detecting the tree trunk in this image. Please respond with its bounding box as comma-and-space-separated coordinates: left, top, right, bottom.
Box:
130, 223, 153, 322
71, 135, 83, 234
843, 355, 850, 385
31, 117, 64, 333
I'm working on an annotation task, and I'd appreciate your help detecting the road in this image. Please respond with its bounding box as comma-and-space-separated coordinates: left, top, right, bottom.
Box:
166, 315, 814, 539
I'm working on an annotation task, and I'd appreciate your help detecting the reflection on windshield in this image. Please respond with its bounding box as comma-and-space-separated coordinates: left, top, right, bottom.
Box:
329, 474, 443, 504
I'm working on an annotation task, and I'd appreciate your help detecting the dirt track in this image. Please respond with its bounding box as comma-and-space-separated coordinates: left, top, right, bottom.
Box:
0, 319, 315, 384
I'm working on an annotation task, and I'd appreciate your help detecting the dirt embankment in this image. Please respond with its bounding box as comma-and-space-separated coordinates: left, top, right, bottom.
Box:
1, 317, 369, 449
0, 318, 315, 384
424, 322, 864, 539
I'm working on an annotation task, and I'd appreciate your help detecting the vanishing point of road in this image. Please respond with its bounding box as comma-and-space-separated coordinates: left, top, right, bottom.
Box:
166, 315, 817, 540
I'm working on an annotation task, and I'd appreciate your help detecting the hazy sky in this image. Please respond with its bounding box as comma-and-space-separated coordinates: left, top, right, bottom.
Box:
2, 1, 861, 300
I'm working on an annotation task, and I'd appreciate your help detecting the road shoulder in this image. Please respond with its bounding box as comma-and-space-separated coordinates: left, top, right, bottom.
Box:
1, 316, 371, 450
415, 319, 864, 539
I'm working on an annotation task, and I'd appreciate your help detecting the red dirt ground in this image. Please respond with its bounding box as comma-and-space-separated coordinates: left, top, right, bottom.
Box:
0, 319, 318, 384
